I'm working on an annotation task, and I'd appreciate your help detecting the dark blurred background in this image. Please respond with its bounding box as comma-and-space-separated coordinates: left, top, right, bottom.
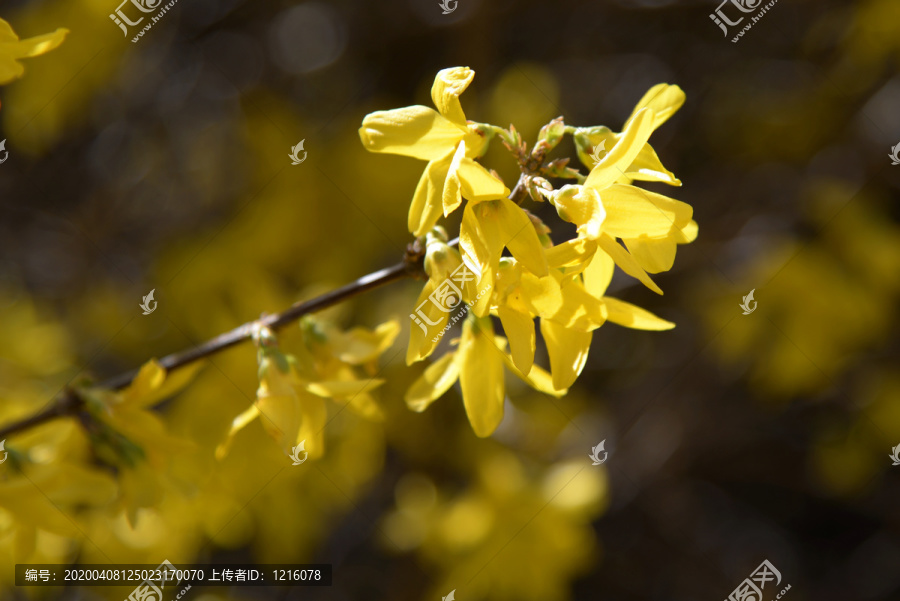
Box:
1, 0, 900, 599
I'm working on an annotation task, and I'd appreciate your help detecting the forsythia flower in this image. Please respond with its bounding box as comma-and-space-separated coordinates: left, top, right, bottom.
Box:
218, 321, 397, 459
406, 315, 561, 438
359, 67, 508, 236
0, 18, 67, 85
555, 84, 698, 290
80, 359, 202, 524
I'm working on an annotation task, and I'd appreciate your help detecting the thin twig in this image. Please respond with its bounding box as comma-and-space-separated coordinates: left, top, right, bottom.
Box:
0, 171, 534, 441
0, 246, 427, 440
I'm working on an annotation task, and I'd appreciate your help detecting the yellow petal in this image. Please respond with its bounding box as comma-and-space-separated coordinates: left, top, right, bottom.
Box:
545, 276, 608, 332
410, 155, 453, 235
407, 279, 451, 364
458, 319, 505, 437
601, 184, 693, 238
546, 238, 597, 271
540, 319, 592, 391
501, 352, 566, 397
431, 66, 474, 126
306, 378, 385, 399
458, 158, 510, 200
459, 201, 493, 280
0, 21, 68, 85
552, 185, 606, 240
497, 305, 535, 375
582, 247, 615, 298
602, 297, 675, 330
519, 271, 565, 317
585, 108, 653, 191
623, 235, 677, 274
122, 360, 166, 405
359, 106, 465, 160
674, 219, 699, 243
597, 233, 663, 294
297, 389, 328, 459
215, 404, 260, 460
479, 198, 549, 277
334, 321, 400, 364
625, 83, 685, 131
626, 143, 681, 186
405, 351, 460, 412
256, 393, 302, 455
121, 359, 205, 409
443, 139, 468, 215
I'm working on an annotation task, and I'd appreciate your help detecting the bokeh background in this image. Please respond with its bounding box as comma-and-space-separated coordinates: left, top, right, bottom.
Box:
2, 0, 900, 599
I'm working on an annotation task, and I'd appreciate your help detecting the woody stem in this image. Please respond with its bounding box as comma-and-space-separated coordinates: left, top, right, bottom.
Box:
0, 173, 532, 441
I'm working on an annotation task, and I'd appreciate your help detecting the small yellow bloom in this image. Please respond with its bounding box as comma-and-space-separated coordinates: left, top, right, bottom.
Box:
0, 18, 67, 85
575, 83, 686, 186
405, 316, 562, 437
359, 67, 509, 236
81, 359, 202, 524
218, 325, 387, 459
549, 86, 697, 294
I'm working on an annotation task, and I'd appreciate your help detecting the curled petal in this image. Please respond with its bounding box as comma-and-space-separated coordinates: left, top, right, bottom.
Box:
431, 66, 474, 126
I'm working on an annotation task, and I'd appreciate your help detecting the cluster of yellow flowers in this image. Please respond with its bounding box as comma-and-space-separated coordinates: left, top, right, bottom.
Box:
360, 67, 697, 437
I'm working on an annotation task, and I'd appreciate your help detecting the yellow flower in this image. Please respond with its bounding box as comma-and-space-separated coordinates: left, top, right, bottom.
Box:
359, 67, 509, 236
0, 18, 67, 85
217, 325, 388, 459
575, 83, 686, 185
81, 359, 202, 524
405, 315, 561, 437
490, 254, 673, 390
549, 86, 697, 294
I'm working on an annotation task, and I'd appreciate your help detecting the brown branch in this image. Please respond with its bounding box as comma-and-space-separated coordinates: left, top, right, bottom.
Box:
0, 171, 537, 442
0, 245, 428, 441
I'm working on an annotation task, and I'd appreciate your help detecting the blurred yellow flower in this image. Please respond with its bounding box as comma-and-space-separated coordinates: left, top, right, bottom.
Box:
0, 18, 67, 85
359, 66, 508, 236
81, 359, 202, 525
218, 322, 395, 459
